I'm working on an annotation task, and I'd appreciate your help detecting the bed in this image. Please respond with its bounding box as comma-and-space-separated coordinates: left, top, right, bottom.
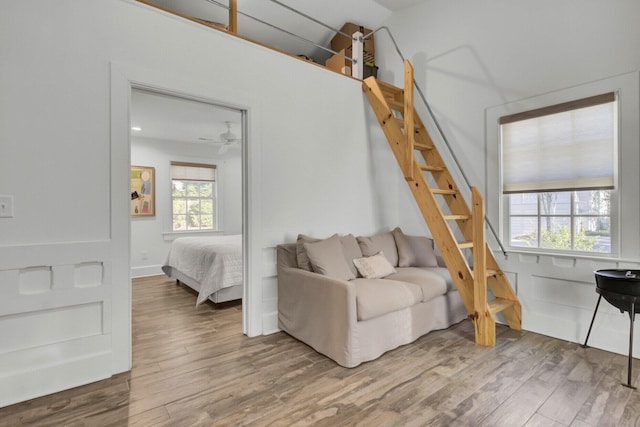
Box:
161, 234, 243, 304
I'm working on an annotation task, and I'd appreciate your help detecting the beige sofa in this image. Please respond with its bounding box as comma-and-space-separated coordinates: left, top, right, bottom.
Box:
277, 227, 468, 368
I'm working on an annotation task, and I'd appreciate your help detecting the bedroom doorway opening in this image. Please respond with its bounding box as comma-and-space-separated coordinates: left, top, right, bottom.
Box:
129, 87, 245, 325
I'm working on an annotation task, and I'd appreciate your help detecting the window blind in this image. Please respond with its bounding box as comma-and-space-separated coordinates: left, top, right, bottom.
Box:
500, 93, 616, 194
170, 162, 216, 181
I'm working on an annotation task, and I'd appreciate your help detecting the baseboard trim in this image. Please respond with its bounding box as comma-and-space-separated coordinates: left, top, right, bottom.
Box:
0, 351, 112, 408
131, 265, 164, 278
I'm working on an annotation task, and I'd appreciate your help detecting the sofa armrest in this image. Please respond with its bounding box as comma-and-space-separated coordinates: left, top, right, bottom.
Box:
436, 255, 446, 268
277, 267, 359, 367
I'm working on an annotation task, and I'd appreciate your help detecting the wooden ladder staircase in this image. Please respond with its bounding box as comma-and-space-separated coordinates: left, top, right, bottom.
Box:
362, 60, 521, 346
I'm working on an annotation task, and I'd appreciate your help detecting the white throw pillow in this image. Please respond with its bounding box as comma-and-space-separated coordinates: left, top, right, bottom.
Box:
352, 251, 397, 279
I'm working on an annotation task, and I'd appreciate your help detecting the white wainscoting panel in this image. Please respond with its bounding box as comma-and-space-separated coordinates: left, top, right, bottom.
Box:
499, 251, 640, 359
0, 241, 113, 408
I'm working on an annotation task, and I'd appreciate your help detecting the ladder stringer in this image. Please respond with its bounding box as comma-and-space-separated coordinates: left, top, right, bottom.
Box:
405, 161, 476, 314
363, 70, 521, 346
362, 77, 414, 180
364, 79, 474, 314
403, 60, 415, 182
416, 127, 521, 333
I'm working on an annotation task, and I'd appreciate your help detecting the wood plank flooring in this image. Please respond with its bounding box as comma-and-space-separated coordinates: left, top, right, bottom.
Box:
2, 275, 640, 426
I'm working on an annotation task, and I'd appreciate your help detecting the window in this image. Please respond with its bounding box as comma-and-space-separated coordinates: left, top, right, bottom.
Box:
171, 162, 217, 231
508, 190, 611, 252
500, 93, 617, 254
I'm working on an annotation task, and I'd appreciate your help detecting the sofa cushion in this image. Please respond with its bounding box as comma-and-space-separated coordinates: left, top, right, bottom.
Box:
386, 267, 448, 301
296, 234, 320, 271
352, 251, 396, 279
297, 234, 364, 275
304, 234, 356, 281
352, 278, 422, 321
341, 234, 364, 278
357, 231, 398, 267
419, 266, 456, 292
392, 227, 438, 268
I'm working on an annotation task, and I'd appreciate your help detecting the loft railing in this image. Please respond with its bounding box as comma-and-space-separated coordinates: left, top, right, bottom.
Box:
138, 0, 507, 256
202, 0, 366, 74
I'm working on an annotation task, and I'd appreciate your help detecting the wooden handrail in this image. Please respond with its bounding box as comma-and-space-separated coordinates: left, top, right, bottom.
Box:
403, 60, 415, 181
472, 186, 486, 314
472, 186, 495, 346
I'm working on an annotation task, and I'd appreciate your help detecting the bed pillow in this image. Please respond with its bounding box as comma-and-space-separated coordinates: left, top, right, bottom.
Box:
392, 227, 438, 268
356, 231, 398, 267
303, 234, 356, 281
352, 251, 397, 279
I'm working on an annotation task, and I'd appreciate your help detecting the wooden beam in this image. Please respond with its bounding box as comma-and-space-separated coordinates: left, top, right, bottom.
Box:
228, 0, 238, 33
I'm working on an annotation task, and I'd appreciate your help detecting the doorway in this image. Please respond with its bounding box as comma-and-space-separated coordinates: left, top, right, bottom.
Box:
129, 88, 245, 316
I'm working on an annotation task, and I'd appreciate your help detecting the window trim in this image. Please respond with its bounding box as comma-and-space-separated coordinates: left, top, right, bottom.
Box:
485, 72, 640, 260
498, 92, 615, 125
507, 190, 613, 255
170, 161, 219, 232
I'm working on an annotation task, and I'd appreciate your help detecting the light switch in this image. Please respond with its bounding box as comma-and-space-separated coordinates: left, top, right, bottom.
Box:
0, 195, 14, 218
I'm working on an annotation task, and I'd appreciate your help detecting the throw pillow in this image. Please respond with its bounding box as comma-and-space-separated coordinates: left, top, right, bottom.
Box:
296, 234, 321, 271
297, 233, 364, 275
352, 251, 397, 279
356, 231, 398, 267
340, 234, 364, 277
392, 227, 438, 267
304, 234, 356, 281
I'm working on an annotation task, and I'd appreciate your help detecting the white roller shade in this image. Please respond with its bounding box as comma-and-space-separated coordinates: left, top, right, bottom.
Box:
171, 162, 216, 181
500, 93, 616, 194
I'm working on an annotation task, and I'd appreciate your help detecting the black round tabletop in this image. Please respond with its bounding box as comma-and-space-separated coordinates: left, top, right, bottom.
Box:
595, 269, 640, 297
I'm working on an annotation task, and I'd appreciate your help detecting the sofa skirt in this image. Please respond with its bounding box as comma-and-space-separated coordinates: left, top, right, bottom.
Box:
350, 291, 468, 367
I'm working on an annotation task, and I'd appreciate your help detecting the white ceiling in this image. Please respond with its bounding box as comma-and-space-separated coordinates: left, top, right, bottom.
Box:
132, 0, 427, 149
131, 89, 242, 147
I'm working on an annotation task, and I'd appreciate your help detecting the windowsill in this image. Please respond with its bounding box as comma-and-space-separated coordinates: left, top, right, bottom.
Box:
497, 248, 635, 263
162, 230, 225, 241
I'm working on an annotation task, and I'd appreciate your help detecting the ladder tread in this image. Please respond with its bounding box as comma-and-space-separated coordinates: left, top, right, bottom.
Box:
419, 163, 445, 172
430, 188, 458, 195
488, 297, 515, 315
387, 98, 404, 110
458, 241, 474, 249
471, 268, 499, 277
414, 142, 434, 151
443, 214, 470, 220
392, 117, 424, 130
377, 80, 403, 95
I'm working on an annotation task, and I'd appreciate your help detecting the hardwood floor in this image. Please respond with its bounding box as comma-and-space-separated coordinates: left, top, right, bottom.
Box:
2, 275, 640, 426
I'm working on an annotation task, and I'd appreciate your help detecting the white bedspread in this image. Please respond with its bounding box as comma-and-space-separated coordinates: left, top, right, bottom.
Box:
162, 235, 243, 305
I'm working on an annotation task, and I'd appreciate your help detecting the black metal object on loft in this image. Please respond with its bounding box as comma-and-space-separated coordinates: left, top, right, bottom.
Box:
583, 269, 640, 389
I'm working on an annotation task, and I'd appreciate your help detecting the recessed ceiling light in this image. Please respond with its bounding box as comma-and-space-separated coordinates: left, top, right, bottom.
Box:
131, 126, 142, 132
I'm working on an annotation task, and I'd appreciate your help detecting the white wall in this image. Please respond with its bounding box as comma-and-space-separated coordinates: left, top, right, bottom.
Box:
377, 0, 640, 356
130, 137, 242, 278
0, 0, 400, 407
8, 0, 634, 408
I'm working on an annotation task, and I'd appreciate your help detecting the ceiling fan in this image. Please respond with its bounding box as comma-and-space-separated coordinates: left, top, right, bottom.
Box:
213, 121, 241, 154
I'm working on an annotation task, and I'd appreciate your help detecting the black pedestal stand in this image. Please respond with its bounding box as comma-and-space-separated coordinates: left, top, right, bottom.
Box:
582, 289, 638, 389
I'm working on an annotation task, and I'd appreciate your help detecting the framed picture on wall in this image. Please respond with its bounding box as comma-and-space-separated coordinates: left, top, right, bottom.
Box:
131, 165, 155, 216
